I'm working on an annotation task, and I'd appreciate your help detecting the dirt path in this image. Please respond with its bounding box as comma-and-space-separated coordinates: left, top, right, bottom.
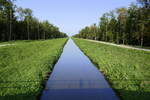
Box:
85, 39, 150, 52
0, 44, 15, 47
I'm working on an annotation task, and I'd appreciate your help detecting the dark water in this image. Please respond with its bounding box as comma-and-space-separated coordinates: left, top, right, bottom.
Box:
41, 39, 119, 100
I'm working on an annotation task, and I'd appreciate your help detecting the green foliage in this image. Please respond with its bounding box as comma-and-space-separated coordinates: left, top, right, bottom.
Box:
0, 0, 67, 41
73, 38, 150, 100
0, 38, 68, 99
74, 1, 150, 46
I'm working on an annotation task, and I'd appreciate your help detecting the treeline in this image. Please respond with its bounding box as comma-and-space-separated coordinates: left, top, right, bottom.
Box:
74, 0, 150, 46
0, 0, 67, 41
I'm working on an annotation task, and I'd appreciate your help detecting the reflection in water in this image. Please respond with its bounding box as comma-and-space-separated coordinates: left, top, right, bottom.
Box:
41, 39, 119, 100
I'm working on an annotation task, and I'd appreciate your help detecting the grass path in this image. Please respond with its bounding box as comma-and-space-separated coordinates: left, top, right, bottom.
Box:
84, 39, 150, 52
0, 44, 15, 47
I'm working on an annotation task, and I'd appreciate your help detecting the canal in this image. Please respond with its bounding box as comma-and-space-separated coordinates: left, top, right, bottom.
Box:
41, 39, 119, 100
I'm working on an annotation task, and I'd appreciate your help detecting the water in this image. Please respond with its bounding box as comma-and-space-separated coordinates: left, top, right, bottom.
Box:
41, 39, 119, 100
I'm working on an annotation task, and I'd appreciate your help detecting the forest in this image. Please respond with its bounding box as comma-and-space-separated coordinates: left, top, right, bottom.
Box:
0, 0, 67, 41
74, 0, 150, 46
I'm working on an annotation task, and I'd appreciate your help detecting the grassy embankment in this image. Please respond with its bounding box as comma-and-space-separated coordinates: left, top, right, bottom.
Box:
0, 40, 32, 45
73, 38, 150, 100
0, 38, 68, 100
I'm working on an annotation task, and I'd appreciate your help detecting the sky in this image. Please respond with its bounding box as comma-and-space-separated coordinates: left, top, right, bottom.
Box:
15, 0, 136, 36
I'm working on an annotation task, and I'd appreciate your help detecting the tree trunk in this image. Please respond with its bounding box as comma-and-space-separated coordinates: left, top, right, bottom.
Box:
38, 23, 40, 39
103, 32, 105, 41
44, 32, 45, 40
123, 33, 125, 44
27, 20, 30, 40
140, 23, 144, 47
117, 32, 119, 44
141, 38, 143, 47
9, 9, 12, 41
105, 24, 107, 41
112, 33, 113, 42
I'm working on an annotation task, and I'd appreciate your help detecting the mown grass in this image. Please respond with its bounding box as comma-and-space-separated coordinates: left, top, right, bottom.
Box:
73, 38, 150, 100
0, 40, 40, 45
0, 38, 68, 100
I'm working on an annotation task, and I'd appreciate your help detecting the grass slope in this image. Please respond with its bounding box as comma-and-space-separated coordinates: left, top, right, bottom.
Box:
0, 38, 68, 100
73, 38, 150, 100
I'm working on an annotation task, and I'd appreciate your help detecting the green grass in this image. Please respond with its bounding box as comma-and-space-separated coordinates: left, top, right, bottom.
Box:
0, 38, 68, 100
0, 40, 42, 45
73, 38, 150, 100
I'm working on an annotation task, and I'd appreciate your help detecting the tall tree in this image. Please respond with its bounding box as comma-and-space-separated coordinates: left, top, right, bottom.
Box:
74, 1, 150, 46
0, 1, 67, 41
117, 8, 127, 44
24, 8, 32, 40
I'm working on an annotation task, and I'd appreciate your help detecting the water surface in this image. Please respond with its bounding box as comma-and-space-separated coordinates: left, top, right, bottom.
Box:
41, 39, 119, 100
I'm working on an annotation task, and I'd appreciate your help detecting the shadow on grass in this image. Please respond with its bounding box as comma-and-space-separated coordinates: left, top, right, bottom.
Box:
0, 94, 36, 100
116, 89, 150, 100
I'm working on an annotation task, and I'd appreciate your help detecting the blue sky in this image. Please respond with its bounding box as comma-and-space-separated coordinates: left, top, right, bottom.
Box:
15, 0, 136, 36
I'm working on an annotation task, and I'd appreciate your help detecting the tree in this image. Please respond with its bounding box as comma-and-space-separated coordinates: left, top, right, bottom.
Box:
99, 13, 109, 41
117, 8, 127, 44
74, 1, 150, 46
137, 0, 150, 8
0, 1, 67, 41
24, 8, 32, 40
0, 0, 16, 41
